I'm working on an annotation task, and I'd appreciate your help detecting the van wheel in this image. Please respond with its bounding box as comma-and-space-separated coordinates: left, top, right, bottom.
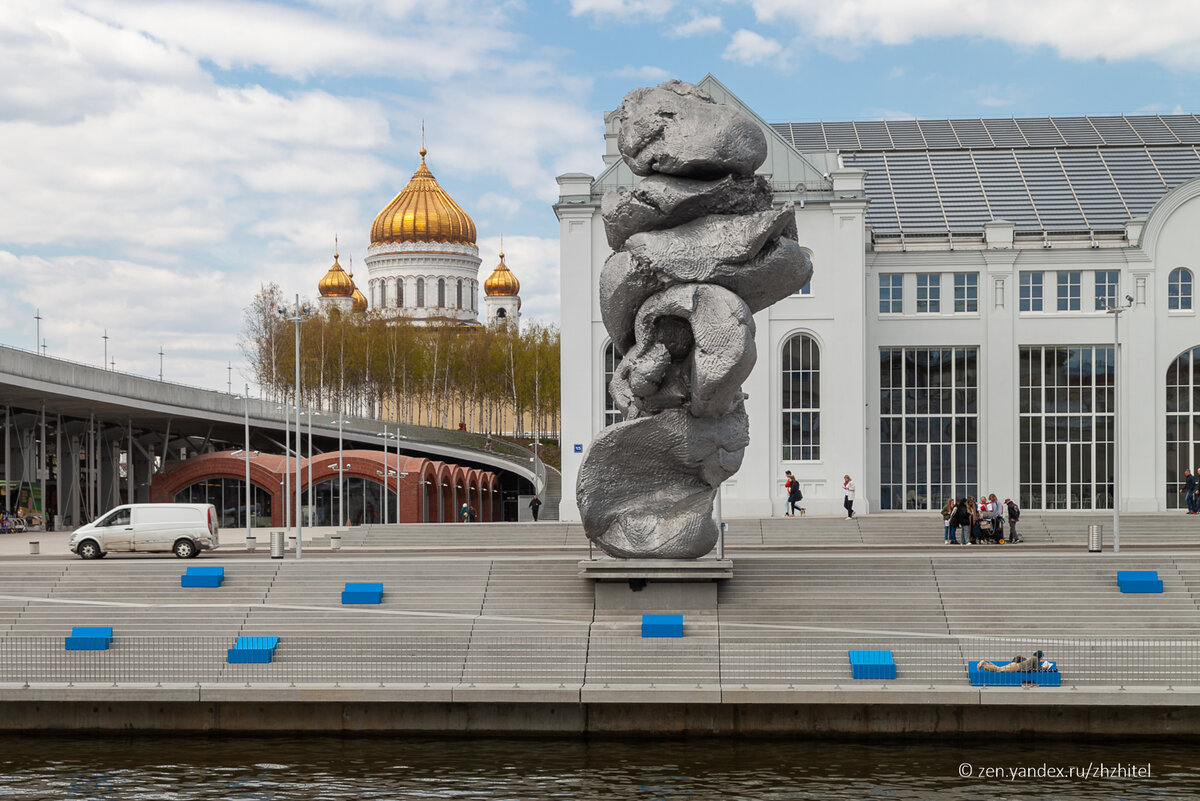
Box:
173, 539, 197, 559
77, 540, 102, 560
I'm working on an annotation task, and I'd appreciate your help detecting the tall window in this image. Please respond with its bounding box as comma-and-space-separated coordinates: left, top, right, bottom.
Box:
782, 334, 821, 461
879, 348, 978, 510
437, 278, 446, 307
456, 279, 463, 310
797, 279, 812, 296
954, 272, 979, 313
1019, 346, 1114, 510
1169, 268, 1193, 311
880, 274, 902, 314
302, 477, 398, 526
416, 278, 425, 308
175, 478, 272, 528
1057, 271, 1081, 311
397, 280, 404, 307
1166, 346, 1200, 508
1020, 271, 1044, 312
1094, 270, 1119, 311
603, 342, 623, 427
916, 273, 939, 313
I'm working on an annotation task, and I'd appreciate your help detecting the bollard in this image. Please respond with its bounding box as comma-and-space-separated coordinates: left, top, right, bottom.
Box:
1088, 524, 1102, 553
28, 541, 39, 555
330, 535, 341, 551
245, 535, 256, 552
270, 530, 285, 559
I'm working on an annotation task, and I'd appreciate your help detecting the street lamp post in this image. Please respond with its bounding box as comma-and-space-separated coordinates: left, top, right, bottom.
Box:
1105, 294, 1134, 553
381, 425, 389, 526
278, 295, 313, 558
243, 386, 251, 542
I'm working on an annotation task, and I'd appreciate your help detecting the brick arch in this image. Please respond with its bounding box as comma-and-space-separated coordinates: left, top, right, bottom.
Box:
481, 472, 500, 522
429, 462, 455, 523
150, 451, 288, 526
306, 450, 429, 524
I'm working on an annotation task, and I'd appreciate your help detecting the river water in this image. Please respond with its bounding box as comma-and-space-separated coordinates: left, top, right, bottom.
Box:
0, 734, 1195, 799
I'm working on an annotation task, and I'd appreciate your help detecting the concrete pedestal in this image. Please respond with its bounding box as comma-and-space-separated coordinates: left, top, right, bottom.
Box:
579, 558, 732, 611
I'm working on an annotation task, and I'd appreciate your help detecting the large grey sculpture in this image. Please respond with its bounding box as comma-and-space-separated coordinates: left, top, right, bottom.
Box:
578, 80, 813, 559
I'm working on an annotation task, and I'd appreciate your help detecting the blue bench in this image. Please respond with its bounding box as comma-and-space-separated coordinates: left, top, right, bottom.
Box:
1117, 570, 1163, 593
641, 614, 683, 638
227, 635, 280, 664
65, 626, 113, 651
848, 649, 897, 680
968, 659, 1061, 686
182, 565, 225, 588
341, 582, 383, 604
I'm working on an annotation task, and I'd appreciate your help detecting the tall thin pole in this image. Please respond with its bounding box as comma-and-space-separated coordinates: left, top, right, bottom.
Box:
382, 425, 389, 526
294, 295, 302, 559
244, 386, 251, 542
337, 415, 344, 528
34, 309, 41, 353
307, 407, 313, 527
102, 330, 109, 370
159, 347, 164, 382
284, 404, 290, 531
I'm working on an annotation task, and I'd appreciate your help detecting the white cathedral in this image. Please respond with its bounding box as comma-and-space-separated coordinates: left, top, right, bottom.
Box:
556, 75, 1200, 520
318, 146, 521, 327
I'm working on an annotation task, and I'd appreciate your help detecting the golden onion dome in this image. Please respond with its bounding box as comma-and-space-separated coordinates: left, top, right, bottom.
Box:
349, 272, 367, 313
370, 148, 477, 247
484, 251, 520, 297
317, 253, 354, 298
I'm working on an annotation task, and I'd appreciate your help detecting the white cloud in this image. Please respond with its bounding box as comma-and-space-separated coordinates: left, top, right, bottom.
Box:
749, 0, 1200, 70
477, 235, 560, 327
569, 0, 675, 19
0, 251, 250, 386
722, 29, 783, 66
476, 193, 524, 219
609, 65, 675, 82
74, 0, 517, 80
668, 14, 724, 38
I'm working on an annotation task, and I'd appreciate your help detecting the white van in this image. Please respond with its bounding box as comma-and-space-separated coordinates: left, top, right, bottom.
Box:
69, 503, 220, 559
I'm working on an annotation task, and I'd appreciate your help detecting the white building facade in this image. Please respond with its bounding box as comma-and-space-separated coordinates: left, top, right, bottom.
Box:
557, 76, 1200, 520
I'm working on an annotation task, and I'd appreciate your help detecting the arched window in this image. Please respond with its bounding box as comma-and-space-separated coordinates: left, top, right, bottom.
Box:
437, 278, 446, 307
782, 334, 820, 461
1169, 268, 1193, 311
302, 476, 398, 526
416, 278, 425, 308
1167, 345, 1200, 508
397, 279, 404, 307
174, 478, 272, 528
604, 342, 623, 427
456, 279, 463, 310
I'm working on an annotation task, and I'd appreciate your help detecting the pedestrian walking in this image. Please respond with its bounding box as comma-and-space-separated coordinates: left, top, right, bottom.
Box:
528, 495, 542, 522
1181, 469, 1197, 514
842, 475, 856, 519
460, 503, 469, 523
784, 470, 803, 517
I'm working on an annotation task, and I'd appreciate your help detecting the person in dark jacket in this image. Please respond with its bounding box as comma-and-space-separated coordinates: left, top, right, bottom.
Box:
528, 495, 542, 522
1005, 498, 1023, 543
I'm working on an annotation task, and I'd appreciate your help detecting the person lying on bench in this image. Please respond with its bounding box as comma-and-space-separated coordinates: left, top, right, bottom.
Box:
977, 650, 1045, 672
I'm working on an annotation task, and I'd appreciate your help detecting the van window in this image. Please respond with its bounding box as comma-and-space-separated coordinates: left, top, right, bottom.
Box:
100, 509, 131, 527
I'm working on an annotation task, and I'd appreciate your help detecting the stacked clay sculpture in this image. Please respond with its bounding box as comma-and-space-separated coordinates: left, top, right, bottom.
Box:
578, 81, 812, 559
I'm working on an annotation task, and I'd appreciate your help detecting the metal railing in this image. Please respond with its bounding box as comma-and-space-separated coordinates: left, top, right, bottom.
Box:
3, 635, 1200, 688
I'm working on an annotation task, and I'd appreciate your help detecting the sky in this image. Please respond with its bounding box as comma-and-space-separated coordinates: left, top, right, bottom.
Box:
3, 0, 1200, 392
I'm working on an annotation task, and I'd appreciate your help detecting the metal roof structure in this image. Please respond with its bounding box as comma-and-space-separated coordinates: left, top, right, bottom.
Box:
771, 115, 1200, 237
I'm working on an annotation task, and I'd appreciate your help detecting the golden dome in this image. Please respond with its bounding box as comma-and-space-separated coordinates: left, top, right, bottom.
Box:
349, 273, 367, 313
317, 253, 354, 298
370, 148, 477, 247
484, 251, 520, 297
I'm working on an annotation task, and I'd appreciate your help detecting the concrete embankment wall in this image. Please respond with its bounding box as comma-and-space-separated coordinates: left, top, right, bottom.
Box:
4, 690, 1200, 735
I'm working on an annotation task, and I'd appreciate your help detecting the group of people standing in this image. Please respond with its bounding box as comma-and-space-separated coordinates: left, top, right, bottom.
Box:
942, 495, 1022, 545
